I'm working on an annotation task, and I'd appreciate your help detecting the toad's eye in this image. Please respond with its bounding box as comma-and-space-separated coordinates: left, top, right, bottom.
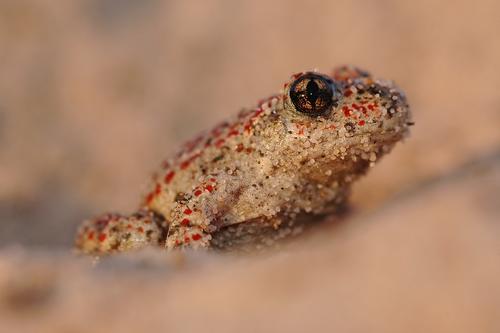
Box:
289, 73, 338, 116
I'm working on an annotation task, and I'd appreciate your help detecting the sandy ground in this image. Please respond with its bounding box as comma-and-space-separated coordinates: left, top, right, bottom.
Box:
0, 0, 499, 331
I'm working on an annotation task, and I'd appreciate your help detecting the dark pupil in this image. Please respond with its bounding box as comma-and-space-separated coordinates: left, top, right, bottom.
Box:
290, 75, 334, 116
306, 80, 321, 105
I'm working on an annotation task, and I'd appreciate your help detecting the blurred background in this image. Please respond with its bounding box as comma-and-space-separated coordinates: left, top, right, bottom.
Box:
0, 0, 499, 331
1, 0, 498, 249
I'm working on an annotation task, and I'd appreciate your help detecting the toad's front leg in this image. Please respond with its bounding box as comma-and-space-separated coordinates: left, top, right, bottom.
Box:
165, 175, 241, 250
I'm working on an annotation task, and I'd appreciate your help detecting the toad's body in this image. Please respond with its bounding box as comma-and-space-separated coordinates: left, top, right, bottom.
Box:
75, 66, 411, 255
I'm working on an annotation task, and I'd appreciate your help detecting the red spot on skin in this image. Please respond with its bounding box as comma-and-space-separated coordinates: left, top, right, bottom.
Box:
164, 171, 175, 184
295, 123, 305, 135
194, 189, 203, 197
352, 103, 360, 110
211, 128, 222, 138
137, 227, 144, 233
127, 224, 133, 229
368, 104, 376, 111
342, 106, 351, 117
245, 148, 254, 154
98, 233, 107, 242
88, 231, 95, 240
192, 234, 202, 241
184, 237, 190, 243
246, 108, 264, 131
181, 218, 190, 226
253, 109, 263, 118
358, 120, 366, 126
236, 143, 245, 152
154, 184, 161, 195
344, 89, 353, 97
211, 122, 229, 138
227, 129, 239, 138
184, 208, 192, 215
184, 135, 204, 153
209, 178, 216, 182
180, 153, 202, 170
332, 65, 366, 81
205, 185, 214, 192
145, 192, 154, 205
215, 139, 225, 148
95, 218, 105, 226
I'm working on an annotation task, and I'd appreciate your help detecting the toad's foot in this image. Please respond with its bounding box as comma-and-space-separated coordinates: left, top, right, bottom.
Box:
75, 210, 168, 255
164, 175, 234, 250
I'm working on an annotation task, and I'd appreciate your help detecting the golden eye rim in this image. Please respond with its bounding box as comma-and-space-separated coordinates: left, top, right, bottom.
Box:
288, 73, 339, 117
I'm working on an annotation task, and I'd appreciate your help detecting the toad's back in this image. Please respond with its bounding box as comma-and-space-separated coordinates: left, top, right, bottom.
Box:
75, 66, 412, 254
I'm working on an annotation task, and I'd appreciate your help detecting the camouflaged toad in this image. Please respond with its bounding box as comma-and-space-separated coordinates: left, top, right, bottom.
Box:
75, 66, 412, 255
